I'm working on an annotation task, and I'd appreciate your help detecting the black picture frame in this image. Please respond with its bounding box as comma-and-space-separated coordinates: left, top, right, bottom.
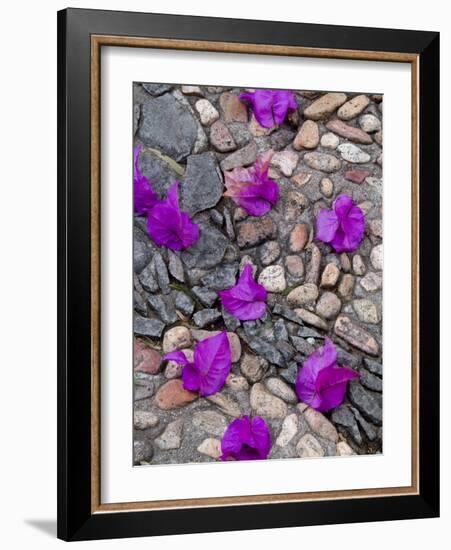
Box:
57, 7, 439, 542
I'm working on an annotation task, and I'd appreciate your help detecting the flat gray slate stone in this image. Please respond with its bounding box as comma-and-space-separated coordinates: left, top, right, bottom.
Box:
181, 152, 223, 215
138, 93, 198, 161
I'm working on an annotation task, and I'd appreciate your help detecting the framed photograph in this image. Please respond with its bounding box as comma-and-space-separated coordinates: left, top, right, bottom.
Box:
57, 8, 440, 541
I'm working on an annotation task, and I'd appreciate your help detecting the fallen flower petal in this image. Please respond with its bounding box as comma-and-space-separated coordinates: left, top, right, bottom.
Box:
163, 332, 231, 397
219, 264, 267, 321
224, 150, 279, 216
239, 89, 297, 128
134, 145, 158, 216
147, 182, 199, 251
316, 194, 365, 253
220, 415, 271, 461
296, 337, 359, 412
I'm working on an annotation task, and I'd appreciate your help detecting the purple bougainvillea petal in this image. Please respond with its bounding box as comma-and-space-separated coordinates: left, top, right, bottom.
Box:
316, 209, 340, 242
193, 332, 232, 396
316, 194, 365, 253
296, 338, 357, 412
314, 365, 360, 412
181, 362, 202, 392
239, 89, 297, 128
223, 152, 279, 217
163, 350, 190, 366
220, 416, 271, 461
146, 182, 199, 251
219, 264, 267, 321
134, 145, 158, 216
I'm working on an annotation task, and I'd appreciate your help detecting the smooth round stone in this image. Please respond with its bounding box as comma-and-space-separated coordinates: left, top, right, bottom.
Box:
155, 419, 184, 450
287, 283, 319, 306
304, 152, 341, 173
294, 120, 320, 149
337, 143, 371, 163
352, 254, 366, 276
338, 274, 355, 299
155, 379, 198, 410
289, 223, 309, 252
320, 132, 339, 149
360, 272, 382, 292
197, 438, 221, 459
336, 441, 355, 456
209, 120, 237, 152
250, 383, 288, 419
259, 240, 281, 266
304, 92, 347, 120
270, 150, 299, 176
353, 299, 380, 324
264, 377, 298, 403
296, 434, 324, 458
275, 414, 299, 447
320, 263, 340, 288
320, 177, 334, 197
316, 291, 342, 319
370, 244, 383, 270
195, 99, 219, 126
337, 94, 370, 120
134, 439, 154, 464
258, 265, 287, 293
285, 255, 304, 278
162, 326, 192, 353
134, 411, 159, 430
359, 113, 381, 133
240, 353, 268, 383
192, 410, 227, 437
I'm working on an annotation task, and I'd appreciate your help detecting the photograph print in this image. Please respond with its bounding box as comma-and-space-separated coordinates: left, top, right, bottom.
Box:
132, 82, 383, 466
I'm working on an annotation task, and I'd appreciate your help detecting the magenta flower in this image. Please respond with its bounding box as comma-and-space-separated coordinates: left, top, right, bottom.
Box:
220, 416, 271, 461
224, 151, 279, 216
296, 337, 359, 412
147, 182, 199, 251
134, 145, 158, 216
218, 264, 267, 321
316, 195, 365, 253
239, 89, 297, 128
163, 332, 231, 397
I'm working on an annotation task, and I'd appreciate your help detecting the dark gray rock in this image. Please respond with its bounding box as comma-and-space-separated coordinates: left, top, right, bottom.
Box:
273, 304, 304, 325
139, 261, 158, 293
167, 251, 185, 283
174, 291, 195, 316
223, 208, 235, 240
239, 330, 285, 367
279, 362, 298, 385
192, 286, 217, 307
210, 209, 223, 226
138, 93, 198, 161
133, 104, 140, 134
181, 153, 223, 215
363, 357, 383, 377
275, 340, 296, 361
270, 128, 296, 150
153, 252, 170, 295
351, 406, 378, 441
134, 315, 165, 338
297, 326, 322, 339
138, 148, 183, 198
181, 223, 228, 269
290, 336, 315, 356
200, 263, 238, 290
336, 345, 362, 369
142, 83, 172, 96
222, 306, 240, 331
274, 319, 288, 341
147, 294, 178, 325
220, 141, 258, 171
360, 369, 383, 392
193, 308, 221, 328
134, 226, 153, 273
331, 404, 363, 445
348, 381, 382, 425
134, 290, 147, 316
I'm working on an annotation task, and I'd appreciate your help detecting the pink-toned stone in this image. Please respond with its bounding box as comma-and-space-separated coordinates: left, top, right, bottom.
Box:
209, 120, 237, 152
325, 119, 372, 144
270, 150, 298, 176
237, 216, 277, 248
219, 92, 248, 123
293, 120, 319, 149
289, 223, 309, 252
303, 407, 339, 442
291, 172, 312, 187
303, 92, 347, 120
285, 255, 304, 278
334, 315, 379, 355
155, 379, 198, 410
134, 339, 162, 374
345, 169, 371, 184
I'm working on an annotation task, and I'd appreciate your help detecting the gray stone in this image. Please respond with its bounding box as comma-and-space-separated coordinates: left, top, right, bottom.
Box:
174, 291, 195, 316
138, 93, 199, 161
304, 152, 341, 173
134, 290, 147, 316
296, 434, 324, 457
134, 226, 153, 273
155, 419, 184, 450
316, 292, 342, 319
363, 357, 383, 377
134, 439, 154, 464
134, 315, 165, 338
250, 383, 288, 418
240, 353, 268, 383
197, 438, 221, 459
331, 404, 362, 445
265, 377, 298, 403
353, 299, 380, 324
274, 319, 289, 341
279, 363, 298, 385
147, 293, 178, 325
360, 369, 383, 392
181, 152, 223, 215
360, 272, 382, 292
153, 252, 170, 295
223, 208, 235, 240
290, 336, 315, 356
137, 147, 183, 198
181, 223, 228, 269
220, 141, 258, 171
270, 127, 296, 150
167, 251, 185, 282
193, 308, 221, 327
142, 83, 172, 96
200, 263, 238, 290
259, 241, 281, 266
192, 286, 218, 307
348, 382, 382, 425
359, 114, 381, 133
337, 143, 371, 164
134, 411, 159, 430
272, 304, 305, 325
240, 331, 285, 366
192, 410, 227, 437
139, 261, 158, 293
222, 306, 240, 331
351, 406, 378, 441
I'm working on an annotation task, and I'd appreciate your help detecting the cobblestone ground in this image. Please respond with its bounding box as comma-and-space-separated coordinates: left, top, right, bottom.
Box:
133, 83, 383, 465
